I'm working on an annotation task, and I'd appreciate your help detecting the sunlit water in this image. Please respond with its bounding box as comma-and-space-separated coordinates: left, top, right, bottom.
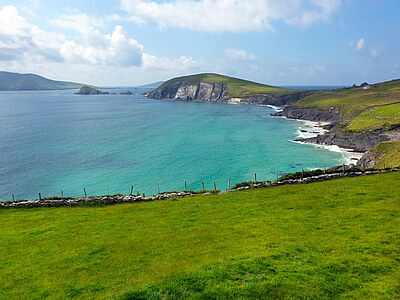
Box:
0, 88, 347, 201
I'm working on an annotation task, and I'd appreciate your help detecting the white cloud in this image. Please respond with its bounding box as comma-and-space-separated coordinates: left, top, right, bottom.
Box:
224, 48, 257, 61
349, 38, 365, 51
60, 25, 144, 67
0, 5, 63, 61
0, 5, 204, 85
120, 0, 342, 32
142, 53, 199, 71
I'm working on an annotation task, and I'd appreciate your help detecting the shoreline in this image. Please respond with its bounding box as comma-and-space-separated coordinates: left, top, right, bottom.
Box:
272, 113, 365, 165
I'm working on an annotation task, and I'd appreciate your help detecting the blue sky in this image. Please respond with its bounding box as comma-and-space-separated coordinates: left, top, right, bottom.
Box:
0, 0, 399, 86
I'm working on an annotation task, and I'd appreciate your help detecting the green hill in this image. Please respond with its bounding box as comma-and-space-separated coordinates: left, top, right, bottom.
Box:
0, 71, 85, 91
1, 172, 399, 299
158, 73, 291, 97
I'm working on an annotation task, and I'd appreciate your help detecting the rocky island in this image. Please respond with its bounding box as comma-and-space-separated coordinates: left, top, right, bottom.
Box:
147, 74, 400, 168
75, 85, 109, 95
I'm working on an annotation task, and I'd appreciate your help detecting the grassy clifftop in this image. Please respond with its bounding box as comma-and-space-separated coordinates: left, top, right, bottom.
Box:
294, 79, 400, 131
158, 73, 292, 97
1, 173, 399, 299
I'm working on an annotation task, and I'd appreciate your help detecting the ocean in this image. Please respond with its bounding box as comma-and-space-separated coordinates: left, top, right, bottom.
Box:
0, 88, 349, 201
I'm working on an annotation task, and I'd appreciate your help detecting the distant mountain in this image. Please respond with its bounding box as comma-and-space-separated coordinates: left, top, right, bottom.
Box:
138, 81, 164, 89
0, 71, 85, 91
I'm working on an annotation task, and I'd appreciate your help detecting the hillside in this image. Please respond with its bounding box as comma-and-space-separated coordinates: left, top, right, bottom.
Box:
358, 141, 400, 168
1, 172, 399, 299
274, 79, 400, 158
146, 73, 313, 106
277, 79, 400, 131
0, 71, 84, 91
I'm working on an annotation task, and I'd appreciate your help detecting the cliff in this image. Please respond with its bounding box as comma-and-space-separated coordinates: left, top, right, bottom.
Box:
146, 73, 314, 106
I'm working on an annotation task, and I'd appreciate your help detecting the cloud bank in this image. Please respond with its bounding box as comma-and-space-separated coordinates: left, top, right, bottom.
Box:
120, 0, 342, 32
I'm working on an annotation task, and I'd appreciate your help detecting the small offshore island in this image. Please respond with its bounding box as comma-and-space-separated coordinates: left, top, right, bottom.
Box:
146, 73, 400, 168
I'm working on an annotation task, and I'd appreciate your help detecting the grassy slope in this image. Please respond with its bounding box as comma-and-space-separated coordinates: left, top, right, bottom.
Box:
363, 141, 400, 168
0, 71, 83, 91
158, 73, 293, 98
1, 173, 400, 299
294, 79, 400, 131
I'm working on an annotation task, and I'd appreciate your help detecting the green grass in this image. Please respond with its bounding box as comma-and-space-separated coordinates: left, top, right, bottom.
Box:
346, 102, 400, 132
363, 141, 400, 168
1, 173, 400, 299
158, 73, 293, 98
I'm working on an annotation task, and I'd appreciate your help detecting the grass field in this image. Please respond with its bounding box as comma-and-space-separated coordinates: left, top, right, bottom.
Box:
158, 73, 293, 98
346, 102, 400, 132
1, 173, 400, 299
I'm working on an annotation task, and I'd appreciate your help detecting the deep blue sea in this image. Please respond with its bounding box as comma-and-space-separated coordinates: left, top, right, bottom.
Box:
0, 88, 348, 201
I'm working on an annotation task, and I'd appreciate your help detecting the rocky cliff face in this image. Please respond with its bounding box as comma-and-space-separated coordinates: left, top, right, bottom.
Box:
272, 106, 342, 123
146, 81, 312, 106
296, 130, 391, 152
147, 81, 229, 102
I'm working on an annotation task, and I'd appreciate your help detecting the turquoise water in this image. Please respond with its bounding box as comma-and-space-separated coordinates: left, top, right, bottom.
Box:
0, 89, 346, 201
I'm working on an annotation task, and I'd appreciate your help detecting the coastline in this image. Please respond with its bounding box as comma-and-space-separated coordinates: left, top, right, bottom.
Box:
271, 113, 365, 165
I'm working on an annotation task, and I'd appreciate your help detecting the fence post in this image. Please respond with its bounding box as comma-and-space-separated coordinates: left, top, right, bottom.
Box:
254, 173, 257, 183
130, 185, 133, 196
202, 181, 205, 192
107, 186, 110, 196
342, 164, 345, 174
228, 177, 231, 190
12, 194, 15, 201
214, 181, 216, 193
185, 181, 187, 191
276, 171, 278, 182
302, 169, 304, 180
39, 193, 41, 201
158, 184, 160, 194
324, 166, 326, 174
61, 191, 63, 200
84, 188, 87, 199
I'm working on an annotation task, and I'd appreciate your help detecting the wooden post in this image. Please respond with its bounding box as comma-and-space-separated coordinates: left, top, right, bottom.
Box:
12, 194, 15, 201
276, 171, 278, 182
324, 166, 326, 174
130, 185, 133, 196
39, 193, 41, 201
61, 191, 63, 200
342, 164, 345, 174
84, 188, 87, 199
202, 181, 205, 192
185, 181, 187, 191
158, 184, 160, 194
254, 173, 257, 183
107, 186, 110, 196
301, 169, 304, 180
228, 177, 231, 190
214, 181, 216, 193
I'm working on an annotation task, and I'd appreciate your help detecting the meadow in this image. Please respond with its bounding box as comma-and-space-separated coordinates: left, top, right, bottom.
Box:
1, 172, 399, 299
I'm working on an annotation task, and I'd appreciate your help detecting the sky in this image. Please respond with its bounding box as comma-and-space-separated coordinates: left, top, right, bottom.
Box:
0, 0, 399, 86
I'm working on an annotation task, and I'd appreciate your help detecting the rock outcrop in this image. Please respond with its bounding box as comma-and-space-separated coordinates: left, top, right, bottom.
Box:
296, 130, 391, 152
75, 86, 109, 95
272, 106, 342, 123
